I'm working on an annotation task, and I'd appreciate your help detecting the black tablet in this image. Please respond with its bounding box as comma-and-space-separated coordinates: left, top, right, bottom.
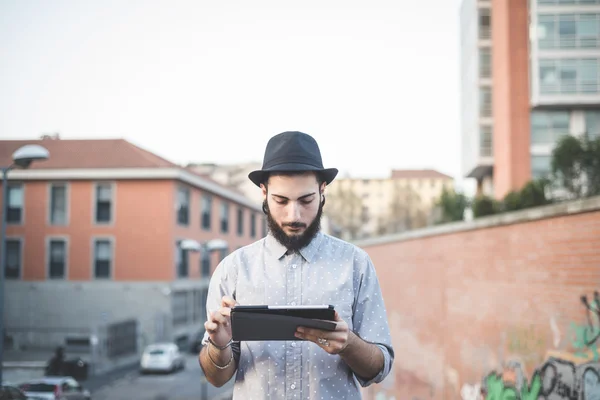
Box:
231, 305, 337, 341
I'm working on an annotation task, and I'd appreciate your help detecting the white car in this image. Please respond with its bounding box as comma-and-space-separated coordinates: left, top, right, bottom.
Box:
18, 377, 91, 400
139, 343, 185, 373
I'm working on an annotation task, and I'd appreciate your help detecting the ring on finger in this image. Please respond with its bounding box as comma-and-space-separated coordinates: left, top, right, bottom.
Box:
318, 337, 329, 346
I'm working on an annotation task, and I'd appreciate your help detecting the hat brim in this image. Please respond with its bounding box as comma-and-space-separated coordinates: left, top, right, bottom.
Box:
248, 163, 338, 187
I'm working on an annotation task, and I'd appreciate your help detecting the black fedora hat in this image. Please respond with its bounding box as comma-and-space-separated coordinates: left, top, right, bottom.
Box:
248, 131, 338, 187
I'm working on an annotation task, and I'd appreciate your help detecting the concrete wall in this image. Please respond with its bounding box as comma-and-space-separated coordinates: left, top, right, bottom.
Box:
356, 196, 600, 400
4, 280, 207, 365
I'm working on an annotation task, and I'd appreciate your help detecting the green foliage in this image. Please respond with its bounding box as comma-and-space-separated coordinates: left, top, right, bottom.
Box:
472, 195, 499, 218
551, 134, 600, 198
519, 179, 551, 208
582, 135, 600, 197
551, 135, 586, 198
501, 179, 551, 213
435, 187, 468, 224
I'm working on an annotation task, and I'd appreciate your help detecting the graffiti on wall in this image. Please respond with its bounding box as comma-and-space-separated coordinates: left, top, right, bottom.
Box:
462, 358, 599, 400
572, 291, 600, 362
461, 292, 600, 400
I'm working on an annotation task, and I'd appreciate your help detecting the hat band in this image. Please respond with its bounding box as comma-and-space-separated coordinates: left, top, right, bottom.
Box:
264, 155, 324, 169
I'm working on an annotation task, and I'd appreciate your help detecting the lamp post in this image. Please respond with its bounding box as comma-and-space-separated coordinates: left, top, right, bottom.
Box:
179, 238, 228, 400
0, 144, 50, 385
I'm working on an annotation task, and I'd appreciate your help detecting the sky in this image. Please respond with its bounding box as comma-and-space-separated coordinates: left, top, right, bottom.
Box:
0, 0, 467, 187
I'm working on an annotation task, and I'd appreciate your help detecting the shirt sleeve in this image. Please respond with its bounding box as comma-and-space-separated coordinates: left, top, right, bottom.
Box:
351, 249, 395, 387
201, 255, 241, 362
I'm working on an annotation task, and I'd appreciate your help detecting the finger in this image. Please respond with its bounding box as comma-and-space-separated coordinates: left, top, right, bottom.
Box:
205, 320, 218, 333
219, 306, 232, 317
211, 310, 229, 326
296, 326, 332, 338
334, 311, 342, 322
221, 296, 238, 308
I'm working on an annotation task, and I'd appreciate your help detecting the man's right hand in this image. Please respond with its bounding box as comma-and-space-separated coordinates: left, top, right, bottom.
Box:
204, 296, 238, 347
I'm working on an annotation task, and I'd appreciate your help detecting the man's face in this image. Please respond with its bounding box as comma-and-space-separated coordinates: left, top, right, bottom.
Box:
261, 172, 325, 252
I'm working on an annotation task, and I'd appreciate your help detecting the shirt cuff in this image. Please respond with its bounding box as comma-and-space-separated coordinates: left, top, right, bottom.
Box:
355, 344, 393, 387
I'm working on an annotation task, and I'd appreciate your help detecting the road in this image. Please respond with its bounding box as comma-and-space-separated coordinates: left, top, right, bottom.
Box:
90, 354, 234, 400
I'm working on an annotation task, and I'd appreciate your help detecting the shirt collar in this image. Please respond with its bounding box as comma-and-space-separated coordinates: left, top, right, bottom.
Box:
265, 231, 323, 263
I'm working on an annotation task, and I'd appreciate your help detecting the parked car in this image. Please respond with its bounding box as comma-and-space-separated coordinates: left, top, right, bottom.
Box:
18, 377, 90, 400
140, 342, 185, 374
0, 384, 29, 399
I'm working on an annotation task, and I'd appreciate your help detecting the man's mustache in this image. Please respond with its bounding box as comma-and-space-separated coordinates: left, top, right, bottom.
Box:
284, 222, 307, 229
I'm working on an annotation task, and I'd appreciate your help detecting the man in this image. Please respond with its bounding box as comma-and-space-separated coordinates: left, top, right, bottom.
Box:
199, 131, 394, 399
45, 346, 66, 376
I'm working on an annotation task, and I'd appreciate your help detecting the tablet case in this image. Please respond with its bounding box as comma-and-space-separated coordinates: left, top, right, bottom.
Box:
231, 305, 337, 341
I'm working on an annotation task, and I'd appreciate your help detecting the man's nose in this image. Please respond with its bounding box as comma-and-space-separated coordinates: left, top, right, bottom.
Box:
287, 202, 301, 220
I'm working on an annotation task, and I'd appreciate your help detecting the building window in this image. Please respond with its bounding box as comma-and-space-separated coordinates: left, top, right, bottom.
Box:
250, 213, 257, 238
479, 48, 491, 78
531, 110, 570, 144
479, 8, 491, 39
585, 110, 600, 138
5, 238, 21, 279
176, 186, 190, 225
539, 58, 599, 94
172, 291, 189, 326
201, 251, 210, 278
48, 239, 67, 279
237, 207, 244, 236
6, 184, 23, 224
193, 289, 204, 322
538, 13, 600, 49
220, 202, 229, 233
532, 155, 553, 179
201, 194, 212, 230
94, 239, 112, 279
479, 87, 492, 117
175, 240, 189, 278
480, 125, 493, 157
49, 183, 68, 225
95, 183, 113, 224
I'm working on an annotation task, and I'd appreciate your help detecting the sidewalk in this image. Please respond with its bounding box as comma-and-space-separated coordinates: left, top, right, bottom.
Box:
80, 361, 139, 392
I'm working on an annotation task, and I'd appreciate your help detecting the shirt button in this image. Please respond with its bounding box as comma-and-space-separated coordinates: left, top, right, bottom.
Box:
292, 264, 297, 269
291, 301, 296, 306
291, 342, 297, 347
290, 384, 296, 390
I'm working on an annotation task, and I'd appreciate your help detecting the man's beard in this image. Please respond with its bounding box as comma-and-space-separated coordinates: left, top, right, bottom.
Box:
264, 199, 323, 253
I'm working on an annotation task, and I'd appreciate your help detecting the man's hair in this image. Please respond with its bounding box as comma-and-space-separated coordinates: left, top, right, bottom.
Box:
262, 170, 326, 188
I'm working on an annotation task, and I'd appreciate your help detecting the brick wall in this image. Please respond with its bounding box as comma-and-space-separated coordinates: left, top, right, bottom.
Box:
357, 197, 600, 400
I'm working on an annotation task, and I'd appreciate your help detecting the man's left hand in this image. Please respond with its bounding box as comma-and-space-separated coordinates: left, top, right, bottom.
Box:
294, 311, 351, 355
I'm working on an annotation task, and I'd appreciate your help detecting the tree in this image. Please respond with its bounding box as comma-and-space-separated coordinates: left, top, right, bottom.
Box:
502, 178, 551, 212
324, 184, 364, 240
472, 195, 499, 218
434, 187, 468, 224
379, 183, 427, 234
582, 135, 600, 197
551, 135, 587, 198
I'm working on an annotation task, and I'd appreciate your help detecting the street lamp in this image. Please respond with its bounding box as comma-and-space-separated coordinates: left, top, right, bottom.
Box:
179, 238, 228, 400
0, 144, 50, 384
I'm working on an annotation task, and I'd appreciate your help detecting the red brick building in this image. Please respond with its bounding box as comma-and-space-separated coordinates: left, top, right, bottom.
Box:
0, 137, 264, 371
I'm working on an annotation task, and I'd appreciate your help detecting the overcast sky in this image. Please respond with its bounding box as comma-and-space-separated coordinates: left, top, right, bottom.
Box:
0, 0, 467, 188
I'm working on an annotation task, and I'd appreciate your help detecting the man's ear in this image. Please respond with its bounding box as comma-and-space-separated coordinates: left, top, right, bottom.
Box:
260, 183, 267, 199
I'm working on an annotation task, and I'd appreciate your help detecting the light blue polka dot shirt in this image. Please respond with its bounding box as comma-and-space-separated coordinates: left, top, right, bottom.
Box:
203, 231, 394, 400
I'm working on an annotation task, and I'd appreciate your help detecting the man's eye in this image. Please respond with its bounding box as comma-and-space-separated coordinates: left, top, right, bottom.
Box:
275, 199, 287, 205
301, 199, 313, 205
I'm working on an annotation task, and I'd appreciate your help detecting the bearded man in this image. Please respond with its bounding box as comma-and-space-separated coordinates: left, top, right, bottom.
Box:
199, 131, 394, 399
